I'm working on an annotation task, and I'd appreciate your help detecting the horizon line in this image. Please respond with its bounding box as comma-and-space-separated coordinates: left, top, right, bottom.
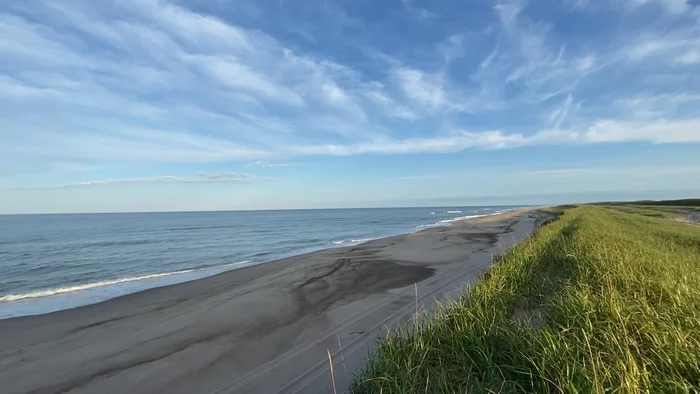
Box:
0, 204, 534, 216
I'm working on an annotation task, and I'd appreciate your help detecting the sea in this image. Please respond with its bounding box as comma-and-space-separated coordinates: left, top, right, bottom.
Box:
0, 206, 520, 319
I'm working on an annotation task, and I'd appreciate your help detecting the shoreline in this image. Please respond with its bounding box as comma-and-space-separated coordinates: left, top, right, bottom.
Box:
0, 208, 523, 319
0, 208, 539, 394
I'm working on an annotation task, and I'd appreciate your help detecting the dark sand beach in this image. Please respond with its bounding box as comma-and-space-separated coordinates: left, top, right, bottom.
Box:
0, 209, 539, 394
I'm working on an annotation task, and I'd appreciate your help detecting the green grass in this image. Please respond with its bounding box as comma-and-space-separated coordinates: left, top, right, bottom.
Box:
600, 199, 700, 208
599, 205, 686, 220
595, 200, 700, 220
629, 199, 700, 208
352, 205, 700, 393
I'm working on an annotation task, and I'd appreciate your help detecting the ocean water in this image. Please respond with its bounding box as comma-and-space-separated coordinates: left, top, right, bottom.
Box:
0, 206, 519, 319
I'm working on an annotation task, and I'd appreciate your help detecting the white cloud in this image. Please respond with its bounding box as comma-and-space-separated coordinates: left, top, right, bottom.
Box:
566, 0, 594, 10
189, 54, 305, 107
244, 161, 300, 168
548, 94, 575, 130
395, 165, 700, 180
362, 82, 419, 120
321, 81, 350, 105
289, 117, 700, 155
575, 55, 598, 72
482, 1, 607, 107
16, 172, 270, 189
3, 124, 271, 163
290, 129, 560, 155
0, 75, 62, 99
582, 119, 700, 143
0, 0, 405, 169
9, 115, 697, 165
392, 67, 468, 113
675, 50, 700, 64
477, 45, 500, 77
573, 0, 693, 13
613, 92, 700, 119
319, 80, 367, 120
0, 0, 699, 181
625, 27, 700, 65
401, 0, 438, 21
626, 0, 691, 13
364, 90, 419, 120
493, 1, 524, 33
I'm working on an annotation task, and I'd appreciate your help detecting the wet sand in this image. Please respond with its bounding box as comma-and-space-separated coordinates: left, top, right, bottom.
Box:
0, 209, 540, 394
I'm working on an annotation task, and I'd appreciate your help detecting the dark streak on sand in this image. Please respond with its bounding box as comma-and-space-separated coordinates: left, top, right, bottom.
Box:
240, 256, 434, 341
292, 258, 434, 317
0, 209, 536, 394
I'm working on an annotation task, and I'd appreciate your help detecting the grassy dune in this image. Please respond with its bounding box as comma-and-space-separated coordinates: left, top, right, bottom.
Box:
596, 202, 700, 220
353, 205, 700, 393
606, 199, 700, 208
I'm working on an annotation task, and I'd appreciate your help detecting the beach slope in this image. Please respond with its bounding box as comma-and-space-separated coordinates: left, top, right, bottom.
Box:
0, 209, 538, 394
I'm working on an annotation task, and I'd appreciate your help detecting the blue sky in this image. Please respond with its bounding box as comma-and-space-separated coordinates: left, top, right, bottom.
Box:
1, 0, 699, 213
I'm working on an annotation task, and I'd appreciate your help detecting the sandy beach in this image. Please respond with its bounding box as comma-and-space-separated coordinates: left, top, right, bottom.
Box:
0, 209, 539, 394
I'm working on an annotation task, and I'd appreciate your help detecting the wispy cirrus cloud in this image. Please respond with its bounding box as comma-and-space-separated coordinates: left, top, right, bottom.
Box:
0, 0, 380, 163
13, 172, 270, 190
290, 117, 700, 155
244, 161, 301, 168
547, 94, 577, 131
572, 0, 696, 13
675, 50, 700, 64
401, 0, 438, 21
626, 0, 692, 13
392, 67, 450, 111
392, 165, 700, 180
0, 0, 698, 179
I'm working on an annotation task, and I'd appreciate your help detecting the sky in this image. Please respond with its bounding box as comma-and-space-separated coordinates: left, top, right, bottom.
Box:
1, 0, 699, 213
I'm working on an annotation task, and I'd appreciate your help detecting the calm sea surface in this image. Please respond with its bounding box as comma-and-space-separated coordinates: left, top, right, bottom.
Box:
0, 206, 520, 318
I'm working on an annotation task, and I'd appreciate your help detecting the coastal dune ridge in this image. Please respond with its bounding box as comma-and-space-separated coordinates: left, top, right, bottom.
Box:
0, 208, 539, 394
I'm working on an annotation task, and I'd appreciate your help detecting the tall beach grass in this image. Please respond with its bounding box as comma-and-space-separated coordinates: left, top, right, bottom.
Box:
353, 205, 700, 393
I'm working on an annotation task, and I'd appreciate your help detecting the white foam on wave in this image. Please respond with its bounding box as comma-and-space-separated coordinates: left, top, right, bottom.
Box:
330, 238, 373, 247
0, 261, 252, 319
446, 210, 462, 213
439, 214, 488, 224
0, 261, 251, 303
415, 222, 445, 231
416, 213, 494, 231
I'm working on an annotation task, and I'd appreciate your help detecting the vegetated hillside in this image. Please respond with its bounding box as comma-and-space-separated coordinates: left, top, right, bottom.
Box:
353, 205, 700, 393
600, 199, 700, 207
